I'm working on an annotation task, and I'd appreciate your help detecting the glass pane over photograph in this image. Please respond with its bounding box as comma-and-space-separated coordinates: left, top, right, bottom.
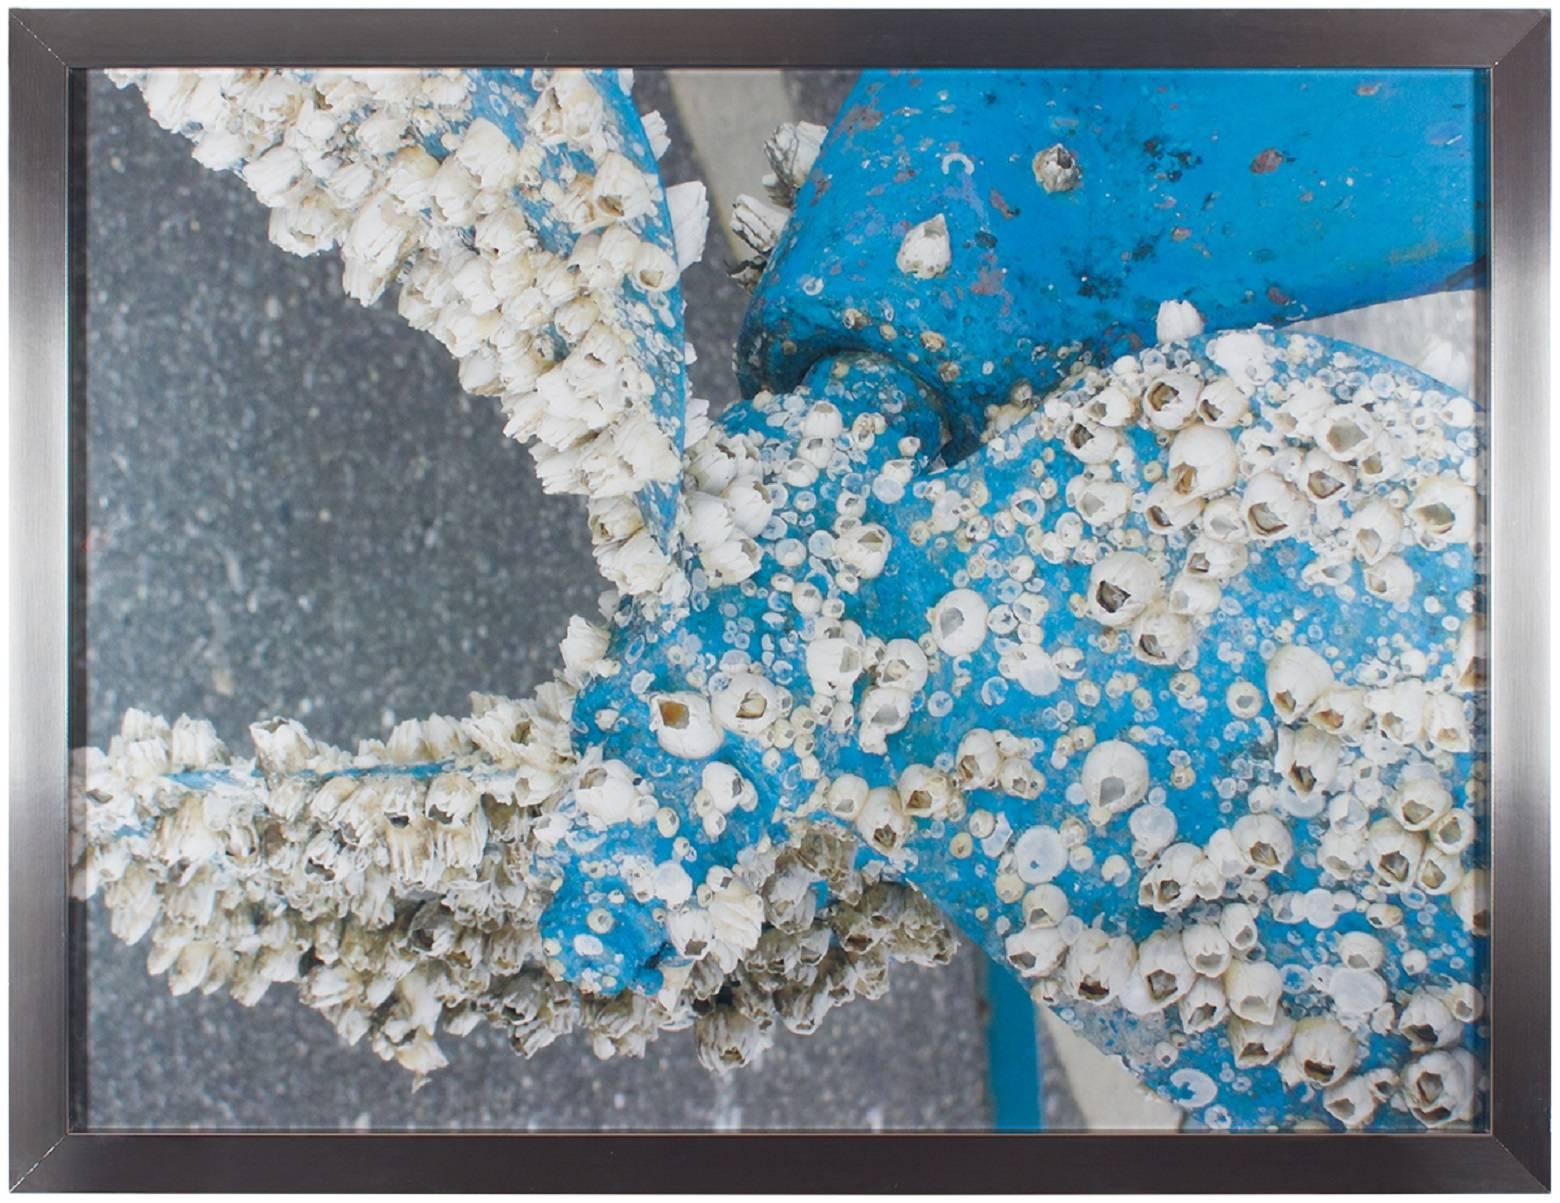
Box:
74, 65, 1489, 1133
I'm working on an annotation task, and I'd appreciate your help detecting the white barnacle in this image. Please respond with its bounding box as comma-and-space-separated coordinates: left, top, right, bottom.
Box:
1073, 478, 1133, 528
1183, 535, 1247, 582
896, 213, 952, 280
1010, 825, 1067, 884
955, 729, 1001, 791
1402, 1049, 1480, 1128
1155, 299, 1204, 344
1399, 990, 1461, 1051
693, 764, 751, 828
590, 151, 655, 223
1367, 816, 1425, 891
1408, 475, 1477, 548
1453, 615, 1487, 694
1086, 551, 1161, 628
1139, 843, 1203, 913
897, 764, 959, 821
1348, 497, 1404, 566
250, 717, 318, 779
1223, 959, 1283, 1026
1452, 867, 1488, 935
574, 759, 639, 826
878, 638, 931, 694
1021, 883, 1070, 928
1195, 376, 1250, 428
1425, 692, 1472, 753
1286, 1016, 1357, 1088
1232, 812, 1294, 877
1142, 371, 1201, 431
452, 117, 521, 190
1199, 494, 1248, 544
169, 716, 225, 770
1428, 808, 1475, 856
1240, 472, 1308, 541
764, 120, 826, 198
824, 773, 870, 822
1302, 447, 1355, 503
1265, 644, 1334, 723
1336, 931, 1385, 971
1005, 925, 1070, 979
1064, 929, 1136, 1005
1128, 804, 1178, 860
855, 786, 911, 855
1444, 983, 1485, 1025
1308, 686, 1370, 740
1080, 739, 1150, 826
1001, 644, 1061, 697
243, 144, 308, 209
1136, 929, 1196, 1006
1032, 143, 1081, 193
805, 635, 865, 698
1368, 679, 1427, 745
724, 477, 774, 537
1218, 901, 1260, 954
1180, 923, 1231, 977
730, 191, 789, 254
833, 521, 893, 580
1129, 604, 1193, 667
1143, 481, 1203, 534
710, 672, 781, 738
1361, 554, 1415, 605
1168, 572, 1222, 619
649, 692, 723, 760
630, 240, 678, 293
1167, 424, 1238, 498
1178, 975, 1228, 1034
856, 685, 912, 756
1389, 774, 1453, 832
1274, 726, 1341, 796
1083, 385, 1137, 427
1063, 419, 1120, 465
1227, 1011, 1296, 1068
1316, 404, 1378, 463
1323, 1075, 1379, 1129
930, 589, 990, 657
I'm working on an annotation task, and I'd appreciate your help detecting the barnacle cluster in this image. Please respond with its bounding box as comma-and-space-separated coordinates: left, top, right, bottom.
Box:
72, 690, 954, 1077
533, 321, 1486, 1129
107, 67, 708, 603
728, 121, 828, 288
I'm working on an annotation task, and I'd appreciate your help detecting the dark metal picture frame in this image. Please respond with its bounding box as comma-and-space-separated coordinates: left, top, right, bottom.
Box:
10, 7, 1550, 1192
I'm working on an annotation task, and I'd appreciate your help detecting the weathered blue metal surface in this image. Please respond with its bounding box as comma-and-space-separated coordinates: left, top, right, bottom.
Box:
740, 69, 1486, 456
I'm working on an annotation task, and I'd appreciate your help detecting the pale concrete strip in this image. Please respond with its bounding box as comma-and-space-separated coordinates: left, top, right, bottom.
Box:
1038, 1011, 1185, 1130
666, 69, 796, 262
1296, 290, 1482, 401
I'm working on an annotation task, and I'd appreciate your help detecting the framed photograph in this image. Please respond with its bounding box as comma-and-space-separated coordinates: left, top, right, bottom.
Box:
10, 7, 1549, 1192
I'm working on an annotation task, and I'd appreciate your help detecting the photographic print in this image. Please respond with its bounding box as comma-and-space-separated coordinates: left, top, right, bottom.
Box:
69, 60, 1495, 1138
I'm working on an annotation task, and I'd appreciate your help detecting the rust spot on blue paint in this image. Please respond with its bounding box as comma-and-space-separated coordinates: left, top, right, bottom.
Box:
1251, 148, 1285, 174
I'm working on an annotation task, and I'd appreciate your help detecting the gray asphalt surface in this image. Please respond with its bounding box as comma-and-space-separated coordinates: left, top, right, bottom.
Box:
80, 68, 995, 1132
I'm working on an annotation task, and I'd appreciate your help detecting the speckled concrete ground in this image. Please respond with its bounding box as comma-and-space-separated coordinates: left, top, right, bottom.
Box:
79, 68, 993, 1132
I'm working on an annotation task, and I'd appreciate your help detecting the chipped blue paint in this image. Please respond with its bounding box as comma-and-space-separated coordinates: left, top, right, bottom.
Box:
741, 69, 1485, 456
